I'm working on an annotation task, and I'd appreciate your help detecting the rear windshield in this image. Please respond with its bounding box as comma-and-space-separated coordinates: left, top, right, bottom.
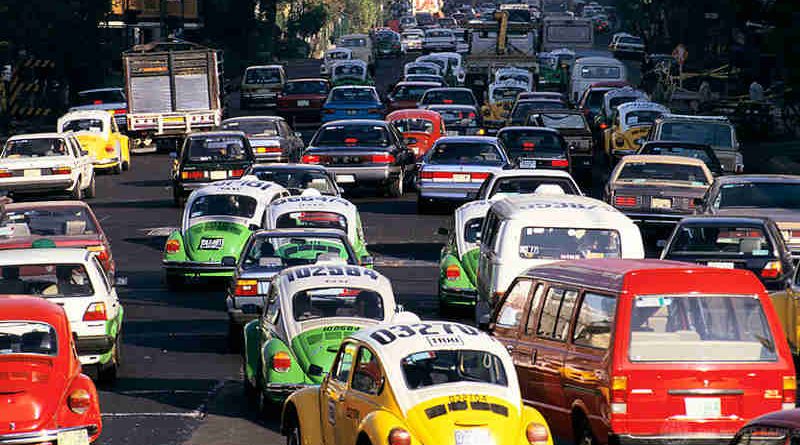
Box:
464, 217, 484, 245
313, 125, 390, 147
421, 90, 474, 106
667, 225, 773, 258
241, 235, 353, 270
221, 120, 278, 136
489, 178, 580, 198
3, 138, 68, 158
519, 228, 621, 260
497, 73, 530, 84
250, 169, 337, 195
61, 119, 105, 133
580, 66, 622, 79
245, 68, 282, 84
617, 162, 708, 184
189, 194, 257, 219
624, 110, 664, 127
6, 207, 97, 236
499, 130, 566, 158
340, 37, 367, 47
186, 136, 248, 162
608, 96, 640, 110
293, 287, 384, 321
428, 142, 504, 166
538, 113, 588, 130
512, 101, 567, 121
0, 264, 93, 297
283, 81, 329, 95
276, 211, 348, 232
659, 122, 734, 149
629, 295, 777, 362
392, 84, 432, 101
407, 65, 439, 75
492, 87, 525, 102
640, 145, 715, 166
431, 108, 477, 127
426, 30, 453, 38
326, 51, 351, 61
715, 183, 800, 210
0, 322, 57, 356
76, 89, 125, 105
585, 90, 607, 112
334, 64, 365, 77
392, 118, 434, 134
402, 349, 508, 389
330, 88, 377, 102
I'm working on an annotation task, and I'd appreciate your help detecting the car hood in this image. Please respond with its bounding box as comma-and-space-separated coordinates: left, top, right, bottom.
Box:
290, 324, 364, 384
0, 357, 61, 433
610, 182, 708, 198
460, 248, 480, 286
185, 219, 252, 262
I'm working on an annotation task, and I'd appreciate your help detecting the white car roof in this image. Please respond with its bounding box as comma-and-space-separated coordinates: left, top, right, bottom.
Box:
333, 59, 367, 69
7, 133, 66, 141
490, 194, 636, 228
59, 110, 112, 122
246, 65, 284, 70
616, 100, 669, 115
268, 195, 359, 232
489, 169, 576, 180
188, 177, 286, 200
0, 248, 92, 265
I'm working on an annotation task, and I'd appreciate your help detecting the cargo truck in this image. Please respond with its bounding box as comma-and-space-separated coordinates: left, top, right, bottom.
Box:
540, 15, 593, 52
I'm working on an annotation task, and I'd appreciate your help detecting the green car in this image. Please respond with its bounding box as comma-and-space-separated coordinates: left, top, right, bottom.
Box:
163, 178, 290, 288
243, 263, 399, 407
438, 199, 493, 312
331, 60, 374, 87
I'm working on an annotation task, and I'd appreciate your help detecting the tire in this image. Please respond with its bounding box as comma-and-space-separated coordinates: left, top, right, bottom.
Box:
122, 160, 130, 171
285, 421, 301, 445
574, 416, 595, 445
99, 333, 121, 384
85, 176, 96, 199
71, 178, 83, 200
386, 169, 404, 198
112, 163, 122, 175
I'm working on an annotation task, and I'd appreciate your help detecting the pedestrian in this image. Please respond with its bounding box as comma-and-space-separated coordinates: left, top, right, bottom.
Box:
750, 79, 764, 102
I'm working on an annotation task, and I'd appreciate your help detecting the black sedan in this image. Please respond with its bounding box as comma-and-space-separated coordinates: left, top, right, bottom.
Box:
496, 126, 571, 172
301, 120, 415, 197
728, 409, 800, 445
528, 110, 593, 172
220, 116, 304, 163
661, 216, 794, 291
507, 99, 568, 126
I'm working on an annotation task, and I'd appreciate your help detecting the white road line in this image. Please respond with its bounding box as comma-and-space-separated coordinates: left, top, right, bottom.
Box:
140, 227, 179, 237
102, 412, 205, 418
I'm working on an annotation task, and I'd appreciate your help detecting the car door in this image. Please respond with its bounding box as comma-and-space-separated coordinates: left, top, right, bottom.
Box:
341, 346, 384, 442
477, 210, 502, 312
490, 278, 534, 359
510, 282, 546, 408
321, 342, 358, 445
91, 256, 122, 334
67, 136, 89, 186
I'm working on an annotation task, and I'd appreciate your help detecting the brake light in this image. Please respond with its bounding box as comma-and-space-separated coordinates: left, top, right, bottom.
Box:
235, 279, 258, 296
419, 171, 453, 180
345, 138, 359, 145
0, 169, 11, 178
301, 154, 321, 164
272, 351, 292, 372
297, 211, 341, 222
68, 389, 92, 414
340, 288, 360, 297
388, 428, 412, 445
522, 142, 535, 151
105, 144, 115, 153
83, 302, 107, 321
113, 108, 127, 115
471, 172, 490, 180
87, 245, 109, 262
369, 153, 395, 163
762, 261, 783, 279
165, 239, 181, 254
256, 146, 282, 154
181, 170, 204, 180
446, 264, 460, 280
551, 159, 569, 167
443, 99, 454, 104
611, 375, 627, 414
526, 422, 549, 445
468, 112, 476, 119
783, 376, 796, 409
51, 166, 71, 175
230, 169, 245, 178
614, 196, 637, 207
93, 100, 103, 105
599, 123, 608, 130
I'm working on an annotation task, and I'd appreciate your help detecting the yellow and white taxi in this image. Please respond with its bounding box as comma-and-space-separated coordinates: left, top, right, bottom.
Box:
603, 100, 669, 162
57, 110, 131, 174
282, 321, 553, 445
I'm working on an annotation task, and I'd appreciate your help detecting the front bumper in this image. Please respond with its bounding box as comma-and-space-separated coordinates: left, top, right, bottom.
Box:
440, 286, 478, 306
0, 425, 99, 445
75, 335, 114, 356
418, 182, 481, 200
163, 260, 237, 276
612, 434, 734, 445
327, 165, 398, 186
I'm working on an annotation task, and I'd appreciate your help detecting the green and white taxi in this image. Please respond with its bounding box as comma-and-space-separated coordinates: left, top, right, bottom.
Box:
243, 262, 414, 407
163, 177, 290, 288
266, 194, 371, 264
0, 247, 123, 381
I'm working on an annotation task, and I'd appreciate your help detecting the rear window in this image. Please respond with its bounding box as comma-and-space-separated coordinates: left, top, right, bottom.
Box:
186, 136, 248, 162
407, 65, 439, 75
0, 322, 57, 356
0, 264, 93, 297
76, 89, 125, 105
586, 90, 607, 112
221, 120, 278, 136
401, 349, 507, 389
293, 287, 384, 321
334, 64, 365, 77
512, 101, 567, 121
392, 84, 432, 101
421, 90, 475, 106
61, 119, 105, 133
538, 113, 588, 130
330, 88, 377, 102
431, 108, 477, 126
659, 122, 734, 149
519, 227, 621, 260
391, 118, 434, 134
580, 66, 622, 79
629, 295, 778, 362
276, 211, 348, 232
617, 162, 708, 184
6, 206, 97, 236
428, 142, 504, 166
250, 169, 337, 195
426, 30, 453, 38
313, 125, 390, 147
624, 110, 664, 127
492, 87, 525, 102
667, 225, 773, 258
326, 51, 351, 61
3, 138, 69, 158
640, 145, 714, 165
283, 81, 329, 95
489, 178, 580, 197
241, 235, 353, 270
245, 68, 282, 84
499, 130, 566, 158
716, 183, 800, 210
189, 194, 257, 219
340, 37, 367, 47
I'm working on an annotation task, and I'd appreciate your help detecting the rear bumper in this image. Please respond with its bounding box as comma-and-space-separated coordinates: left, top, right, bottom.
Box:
612, 434, 734, 445
621, 212, 688, 225
226, 295, 264, 325
0, 425, 99, 445
76, 335, 114, 356
418, 182, 481, 200
254, 153, 290, 163
163, 260, 237, 275
440, 286, 478, 305
265, 382, 315, 401
326, 165, 398, 185
0, 178, 75, 194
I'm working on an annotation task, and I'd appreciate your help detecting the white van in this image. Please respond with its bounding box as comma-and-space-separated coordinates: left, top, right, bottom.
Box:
569, 56, 627, 104
475, 194, 644, 323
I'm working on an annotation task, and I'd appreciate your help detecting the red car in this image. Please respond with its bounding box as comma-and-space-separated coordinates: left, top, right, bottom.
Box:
386, 81, 440, 113
276, 78, 331, 125
0, 201, 115, 276
386, 109, 445, 158
0, 296, 102, 443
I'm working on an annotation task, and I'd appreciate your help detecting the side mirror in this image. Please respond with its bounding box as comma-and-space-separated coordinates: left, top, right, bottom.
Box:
360, 255, 374, 267
249, 223, 260, 231
436, 227, 450, 236
221, 256, 237, 267
169, 152, 178, 159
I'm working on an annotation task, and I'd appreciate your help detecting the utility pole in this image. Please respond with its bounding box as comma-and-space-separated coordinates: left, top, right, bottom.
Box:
160, 0, 168, 39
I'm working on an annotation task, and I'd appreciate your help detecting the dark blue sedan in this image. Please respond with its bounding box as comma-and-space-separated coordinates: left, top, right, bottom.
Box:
321, 86, 385, 123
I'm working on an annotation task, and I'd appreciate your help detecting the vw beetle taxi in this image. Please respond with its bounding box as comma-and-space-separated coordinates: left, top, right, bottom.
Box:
603, 101, 669, 162
0, 296, 102, 445
481, 80, 529, 132
594, 87, 649, 146
321, 48, 353, 77
267, 194, 370, 262
331, 60, 373, 87
57, 110, 131, 174
281, 321, 553, 445
243, 264, 409, 406
163, 177, 289, 287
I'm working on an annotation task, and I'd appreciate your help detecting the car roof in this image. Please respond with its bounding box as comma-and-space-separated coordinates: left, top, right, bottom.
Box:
246, 64, 284, 70
330, 85, 376, 91
617, 154, 708, 166
490, 194, 628, 221
435, 136, 498, 144
251, 228, 348, 238
7, 133, 66, 141
743, 408, 800, 430
270, 194, 356, 214
250, 163, 329, 172
192, 178, 286, 197
386, 109, 442, 120
499, 126, 561, 134
714, 174, 800, 184
677, 215, 772, 226
658, 114, 731, 123
490, 169, 575, 179
0, 296, 70, 328
6, 200, 90, 211
0, 248, 91, 264
426, 104, 477, 111
641, 141, 712, 149
425, 87, 473, 93
59, 110, 112, 120
575, 56, 624, 64
286, 77, 328, 83
320, 119, 387, 127
78, 87, 123, 94
222, 116, 284, 123
187, 131, 245, 138
393, 81, 441, 88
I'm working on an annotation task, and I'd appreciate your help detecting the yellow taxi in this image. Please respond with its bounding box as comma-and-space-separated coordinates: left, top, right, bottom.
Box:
281, 320, 553, 445
58, 110, 131, 174
603, 100, 669, 162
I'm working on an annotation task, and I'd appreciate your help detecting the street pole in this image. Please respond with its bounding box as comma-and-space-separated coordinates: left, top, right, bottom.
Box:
160, 0, 168, 39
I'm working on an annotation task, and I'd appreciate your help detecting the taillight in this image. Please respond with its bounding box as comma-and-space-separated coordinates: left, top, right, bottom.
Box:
551, 159, 569, 167
614, 196, 637, 207
443, 99, 454, 104
446, 264, 460, 280
83, 302, 107, 321
783, 376, 796, 409
599, 123, 608, 130
165, 239, 181, 254
87, 245, 109, 262
256, 146, 282, 154
526, 422, 549, 445
105, 144, 115, 153
301, 154, 321, 164
113, 108, 127, 115
235, 279, 258, 296
611, 375, 627, 414
471, 172, 490, 181
388, 428, 412, 445
419, 171, 452, 180
68, 389, 92, 414
522, 142, 535, 151
51, 166, 71, 175
369, 153, 395, 163
468, 112, 476, 119
230, 169, 245, 178
0, 169, 12, 178
272, 351, 292, 372
181, 170, 204, 180
762, 261, 783, 279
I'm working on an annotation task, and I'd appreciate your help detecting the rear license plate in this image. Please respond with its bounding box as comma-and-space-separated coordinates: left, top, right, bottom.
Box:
447, 131, 460, 136
519, 159, 537, 169
199, 238, 224, 250
346, 110, 358, 115
57, 429, 89, 445
23, 169, 40, 177
684, 397, 721, 418
337, 174, 356, 184
651, 197, 672, 209
707, 261, 735, 269
297, 100, 310, 107
209, 170, 227, 180
164, 117, 184, 123
455, 429, 491, 445
453, 173, 471, 182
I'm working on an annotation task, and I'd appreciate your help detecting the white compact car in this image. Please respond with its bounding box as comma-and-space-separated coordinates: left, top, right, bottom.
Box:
0, 133, 96, 199
423, 28, 457, 53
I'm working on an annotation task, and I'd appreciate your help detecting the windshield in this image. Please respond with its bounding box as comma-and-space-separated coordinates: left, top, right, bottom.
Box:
3, 138, 69, 158
5, 207, 97, 236
512, 101, 567, 121
189, 194, 257, 219
519, 227, 621, 260
432, 108, 477, 127
402, 349, 508, 389
76, 89, 125, 105
464, 217, 484, 245
660, 122, 734, 148
61, 119, 105, 133
499, 130, 566, 158
293, 287, 384, 321
617, 162, 708, 184
538, 113, 587, 129
608, 96, 640, 110
586, 90, 607, 113
330, 88, 377, 102
314, 125, 390, 147
283, 81, 329, 95
421, 90, 474, 106
392, 118, 434, 134
629, 295, 777, 362
492, 87, 525, 102
245, 68, 282, 84
334, 64, 365, 78
251, 169, 337, 195
392, 84, 432, 101
497, 73, 530, 84
0, 264, 93, 297
581, 66, 622, 79
488, 177, 580, 198
340, 37, 367, 47
667, 225, 773, 258
428, 142, 503, 166
221, 120, 278, 136
241, 235, 353, 270
625, 110, 664, 127
186, 136, 248, 162
0, 322, 57, 356
716, 183, 800, 209
276, 211, 348, 231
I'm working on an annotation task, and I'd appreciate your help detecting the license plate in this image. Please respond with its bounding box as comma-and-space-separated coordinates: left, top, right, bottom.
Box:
24, 169, 40, 177
519, 159, 537, 169
346, 110, 358, 115
447, 131, 460, 136
453, 173, 471, 182
651, 197, 672, 209
164, 117, 184, 123
57, 429, 89, 445
199, 238, 224, 250
209, 170, 227, 180
337, 174, 356, 184
684, 397, 721, 419
455, 429, 491, 445
707, 261, 735, 269
297, 100, 310, 107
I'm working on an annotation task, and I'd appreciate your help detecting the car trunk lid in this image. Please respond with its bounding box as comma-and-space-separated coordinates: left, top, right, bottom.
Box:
185, 220, 251, 263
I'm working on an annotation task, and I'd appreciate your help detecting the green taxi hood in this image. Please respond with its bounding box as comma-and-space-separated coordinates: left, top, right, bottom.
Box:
186, 220, 251, 262
290, 325, 361, 384
461, 248, 480, 287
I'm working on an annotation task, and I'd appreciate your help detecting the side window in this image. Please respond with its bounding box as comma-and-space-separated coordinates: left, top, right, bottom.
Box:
495, 279, 533, 329
264, 285, 280, 325
524, 283, 547, 335
110, 119, 119, 133
92, 257, 112, 293
555, 290, 578, 340
482, 211, 502, 250
573, 292, 617, 349
351, 347, 382, 395
537, 286, 578, 341
333, 343, 357, 383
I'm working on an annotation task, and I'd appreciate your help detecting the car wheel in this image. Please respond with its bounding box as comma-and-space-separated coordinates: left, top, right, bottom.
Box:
112, 163, 122, 175
386, 169, 404, 198
71, 178, 83, 200
85, 176, 96, 199
122, 160, 130, 171
165, 273, 183, 291
574, 416, 595, 445
99, 333, 121, 383
243, 362, 258, 406
286, 422, 301, 445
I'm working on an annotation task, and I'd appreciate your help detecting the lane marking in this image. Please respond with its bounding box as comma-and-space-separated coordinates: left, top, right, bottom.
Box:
140, 227, 179, 237
112, 389, 209, 395
102, 412, 205, 418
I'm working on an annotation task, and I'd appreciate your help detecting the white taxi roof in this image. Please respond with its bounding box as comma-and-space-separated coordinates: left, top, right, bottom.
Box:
58, 110, 112, 123
268, 195, 359, 240
610, 154, 713, 185
333, 59, 367, 69
616, 100, 669, 115
7, 133, 67, 142
495, 67, 531, 77
350, 321, 520, 414
183, 178, 287, 228
0, 248, 92, 265
603, 87, 648, 111
491, 194, 635, 228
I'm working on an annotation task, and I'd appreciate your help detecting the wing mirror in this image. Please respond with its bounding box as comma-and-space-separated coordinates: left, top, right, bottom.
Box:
221, 256, 237, 267
249, 223, 260, 231
360, 255, 375, 267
